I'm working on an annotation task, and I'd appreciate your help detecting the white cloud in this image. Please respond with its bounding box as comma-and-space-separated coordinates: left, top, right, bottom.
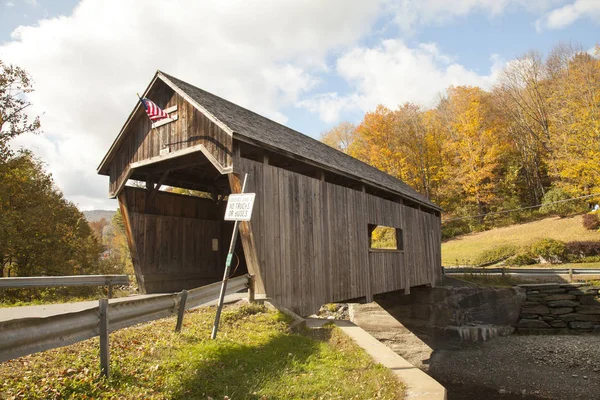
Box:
299, 40, 505, 122
384, 0, 562, 33
1, 0, 381, 209
536, 0, 600, 31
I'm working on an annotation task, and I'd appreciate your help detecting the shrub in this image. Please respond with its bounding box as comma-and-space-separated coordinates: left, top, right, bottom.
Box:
508, 253, 537, 266
583, 213, 600, 230
472, 245, 518, 266
441, 219, 472, 240
565, 241, 600, 257
539, 188, 584, 217
530, 238, 567, 264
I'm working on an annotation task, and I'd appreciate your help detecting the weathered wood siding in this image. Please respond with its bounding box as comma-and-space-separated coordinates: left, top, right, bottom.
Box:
118, 187, 241, 293
107, 82, 233, 196
235, 157, 441, 315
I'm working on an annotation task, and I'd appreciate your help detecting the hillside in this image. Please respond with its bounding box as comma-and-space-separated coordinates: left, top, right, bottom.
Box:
82, 209, 115, 222
442, 215, 600, 266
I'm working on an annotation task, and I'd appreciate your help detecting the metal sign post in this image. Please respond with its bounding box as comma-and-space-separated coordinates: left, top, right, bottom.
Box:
211, 173, 253, 339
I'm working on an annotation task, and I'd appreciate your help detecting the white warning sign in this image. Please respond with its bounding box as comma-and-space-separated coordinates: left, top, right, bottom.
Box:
224, 193, 256, 221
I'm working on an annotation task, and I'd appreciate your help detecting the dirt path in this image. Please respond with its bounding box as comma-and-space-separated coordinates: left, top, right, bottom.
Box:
351, 302, 600, 400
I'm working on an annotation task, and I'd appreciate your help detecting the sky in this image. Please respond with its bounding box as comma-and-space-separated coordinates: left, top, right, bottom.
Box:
0, 0, 598, 211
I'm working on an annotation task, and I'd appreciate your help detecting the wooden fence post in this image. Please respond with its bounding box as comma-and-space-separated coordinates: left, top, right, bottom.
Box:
175, 290, 188, 333
107, 285, 113, 299
569, 268, 573, 283
99, 298, 110, 378
248, 275, 255, 303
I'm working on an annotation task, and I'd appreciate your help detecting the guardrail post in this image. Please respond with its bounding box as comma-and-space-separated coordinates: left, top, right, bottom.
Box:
569, 268, 573, 283
107, 285, 113, 299
501, 268, 505, 277
248, 274, 255, 303
99, 298, 110, 378
441, 266, 445, 276
175, 290, 188, 333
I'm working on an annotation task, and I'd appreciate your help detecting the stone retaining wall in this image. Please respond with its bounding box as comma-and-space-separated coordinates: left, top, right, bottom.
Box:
516, 283, 600, 333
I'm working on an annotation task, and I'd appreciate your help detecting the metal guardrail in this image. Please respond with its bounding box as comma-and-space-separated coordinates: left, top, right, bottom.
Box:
442, 267, 600, 275
0, 274, 129, 288
0, 274, 250, 368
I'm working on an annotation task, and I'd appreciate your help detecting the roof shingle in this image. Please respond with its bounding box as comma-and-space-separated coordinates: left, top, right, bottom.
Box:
160, 71, 439, 210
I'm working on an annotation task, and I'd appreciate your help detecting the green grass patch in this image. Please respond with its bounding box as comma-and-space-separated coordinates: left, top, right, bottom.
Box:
0, 303, 403, 399
442, 215, 600, 266
504, 262, 600, 269
0, 286, 135, 308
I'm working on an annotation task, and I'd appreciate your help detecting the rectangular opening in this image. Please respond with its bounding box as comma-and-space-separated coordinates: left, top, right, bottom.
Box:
368, 224, 403, 251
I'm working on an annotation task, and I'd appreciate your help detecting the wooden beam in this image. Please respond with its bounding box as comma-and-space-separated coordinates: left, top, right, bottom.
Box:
152, 115, 178, 129
117, 192, 145, 293
130, 143, 231, 175
228, 174, 266, 295
145, 177, 154, 192
149, 170, 170, 201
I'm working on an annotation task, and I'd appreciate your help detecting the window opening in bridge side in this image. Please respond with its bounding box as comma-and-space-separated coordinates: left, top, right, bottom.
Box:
368, 224, 403, 251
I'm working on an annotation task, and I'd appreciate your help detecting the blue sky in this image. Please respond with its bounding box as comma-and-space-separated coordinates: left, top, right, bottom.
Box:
0, 0, 598, 209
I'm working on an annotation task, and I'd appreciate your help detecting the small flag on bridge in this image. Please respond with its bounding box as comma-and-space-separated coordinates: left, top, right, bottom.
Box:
140, 97, 169, 122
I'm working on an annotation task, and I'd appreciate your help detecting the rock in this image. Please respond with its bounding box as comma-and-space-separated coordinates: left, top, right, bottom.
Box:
579, 296, 600, 306
550, 320, 567, 328
558, 313, 579, 322
545, 294, 576, 301
517, 319, 551, 329
559, 283, 587, 288
550, 307, 574, 315
519, 283, 560, 289
542, 316, 556, 321
522, 314, 541, 319
575, 314, 600, 322
568, 290, 586, 295
547, 300, 579, 307
540, 289, 566, 294
526, 294, 548, 301
498, 389, 507, 394
577, 306, 600, 315
523, 300, 542, 306
522, 305, 550, 315
569, 321, 594, 330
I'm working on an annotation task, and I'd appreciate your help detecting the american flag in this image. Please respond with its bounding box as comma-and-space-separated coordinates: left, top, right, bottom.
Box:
140, 97, 169, 122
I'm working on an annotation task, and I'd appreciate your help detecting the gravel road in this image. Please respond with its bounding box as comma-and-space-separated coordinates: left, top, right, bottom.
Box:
351, 302, 600, 400
430, 335, 600, 400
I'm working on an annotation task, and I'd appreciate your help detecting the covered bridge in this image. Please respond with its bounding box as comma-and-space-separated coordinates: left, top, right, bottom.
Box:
98, 71, 442, 316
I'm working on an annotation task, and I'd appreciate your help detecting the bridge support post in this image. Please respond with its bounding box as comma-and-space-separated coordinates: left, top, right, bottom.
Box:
175, 290, 188, 333
248, 274, 255, 303
99, 298, 110, 378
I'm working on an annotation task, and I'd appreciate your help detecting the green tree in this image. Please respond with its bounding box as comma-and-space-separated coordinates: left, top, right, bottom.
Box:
0, 60, 40, 159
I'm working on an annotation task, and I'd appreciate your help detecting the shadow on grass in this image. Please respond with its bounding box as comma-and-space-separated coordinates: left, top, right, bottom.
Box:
171, 329, 332, 400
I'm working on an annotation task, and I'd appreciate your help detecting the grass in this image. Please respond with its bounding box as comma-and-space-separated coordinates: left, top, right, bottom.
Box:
0, 286, 135, 308
442, 215, 600, 266
0, 303, 403, 400
502, 262, 600, 269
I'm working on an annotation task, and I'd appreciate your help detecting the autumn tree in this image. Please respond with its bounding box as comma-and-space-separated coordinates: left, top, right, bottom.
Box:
546, 47, 600, 195
494, 51, 552, 204
320, 121, 357, 153
437, 86, 511, 218
0, 60, 102, 277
